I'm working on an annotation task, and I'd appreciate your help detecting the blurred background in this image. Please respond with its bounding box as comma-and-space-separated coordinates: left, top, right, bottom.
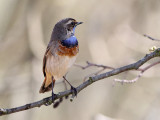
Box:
0, 0, 160, 120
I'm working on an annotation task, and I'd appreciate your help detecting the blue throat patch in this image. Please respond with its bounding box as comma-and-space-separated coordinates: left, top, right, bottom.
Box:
61, 36, 78, 48
61, 26, 78, 48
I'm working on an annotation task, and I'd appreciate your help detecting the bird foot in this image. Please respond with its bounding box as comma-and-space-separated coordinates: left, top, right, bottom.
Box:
44, 93, 56, 106
52, 92, 56, 103
71, 86, 77, 97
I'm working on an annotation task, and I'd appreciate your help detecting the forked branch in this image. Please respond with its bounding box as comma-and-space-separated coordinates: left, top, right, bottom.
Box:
0, 48, 160, 116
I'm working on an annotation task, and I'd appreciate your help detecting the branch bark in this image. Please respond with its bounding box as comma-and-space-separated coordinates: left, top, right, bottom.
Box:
0, 48, 160, 116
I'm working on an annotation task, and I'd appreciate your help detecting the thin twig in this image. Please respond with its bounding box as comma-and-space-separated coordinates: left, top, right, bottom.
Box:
74, 61, 114, 70
0, 48, 160, 116
83, 68, 106, 82
144, 34, 160, 41
114, 60, 160, 84
75, 61, 114, 81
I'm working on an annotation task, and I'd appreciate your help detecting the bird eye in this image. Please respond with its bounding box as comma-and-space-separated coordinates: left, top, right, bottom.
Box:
67, 28, 70, 31
71, 22, 75, 26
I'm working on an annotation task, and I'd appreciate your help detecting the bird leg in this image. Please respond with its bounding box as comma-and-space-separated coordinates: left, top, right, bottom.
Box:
63, 76, 77, 97
62, 78, 68, 91
51, 76, 55, 103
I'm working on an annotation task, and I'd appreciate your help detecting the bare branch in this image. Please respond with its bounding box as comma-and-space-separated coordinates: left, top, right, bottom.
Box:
0, 48, 160, 116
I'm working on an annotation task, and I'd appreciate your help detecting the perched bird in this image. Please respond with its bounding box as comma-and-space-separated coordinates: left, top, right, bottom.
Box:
39, 18, 83, 101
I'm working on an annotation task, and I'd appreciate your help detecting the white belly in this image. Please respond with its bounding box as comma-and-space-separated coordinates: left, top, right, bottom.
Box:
46, 54, 77, 80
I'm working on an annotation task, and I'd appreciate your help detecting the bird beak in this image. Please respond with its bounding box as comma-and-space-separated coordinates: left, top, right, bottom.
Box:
76, 22, 83, 26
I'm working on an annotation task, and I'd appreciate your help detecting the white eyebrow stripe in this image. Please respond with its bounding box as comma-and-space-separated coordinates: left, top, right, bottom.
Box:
66, 20, 73, 25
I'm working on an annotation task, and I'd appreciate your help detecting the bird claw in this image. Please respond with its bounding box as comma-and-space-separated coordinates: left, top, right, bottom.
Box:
71, 86, 77, 97
52, 93, 56, 103
44, 93, 56, 106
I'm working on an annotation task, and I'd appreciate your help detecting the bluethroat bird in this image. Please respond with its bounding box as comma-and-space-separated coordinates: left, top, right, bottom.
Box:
39, 18, 83, 102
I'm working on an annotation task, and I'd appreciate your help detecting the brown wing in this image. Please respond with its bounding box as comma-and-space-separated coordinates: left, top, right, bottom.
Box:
43, 41, 57, 77
43, 43, 51, 77
43, 51, 47, 77
43, 48, 49, 77
40, 41, 57, 93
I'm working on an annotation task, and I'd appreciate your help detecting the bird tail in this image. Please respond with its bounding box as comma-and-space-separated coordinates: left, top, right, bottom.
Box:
39, 76, 55, 93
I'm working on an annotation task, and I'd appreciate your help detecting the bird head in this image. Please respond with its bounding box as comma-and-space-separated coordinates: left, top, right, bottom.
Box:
51, 18, 83, 41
